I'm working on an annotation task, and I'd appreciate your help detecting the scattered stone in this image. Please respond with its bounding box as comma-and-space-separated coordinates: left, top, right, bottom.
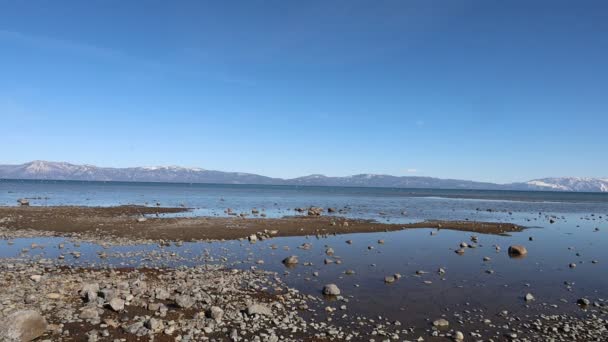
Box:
247, 303, 272, 316
109, 298, 125, 312
577, 298, 591, 306
209, 306, 224, 322
384, 275, 396, 283
508, 245, 528, 257
525, 293, 535, 302
175, 295, 195, 308
433, 318, 449, 327
80, 306, 100, 320
323, 284, 341, 296
282, 255, 299, 265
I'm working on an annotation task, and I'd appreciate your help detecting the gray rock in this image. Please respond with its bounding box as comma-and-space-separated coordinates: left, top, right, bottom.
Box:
247, 303, 272, 316
0, 310, 48, 342
322, 284, 341, 296
80, 306, 100, 320
124, 322, 144, 334
282, 255, 299, 265
109, 298, 125, 312
384, 276, 396, 283
175, 295, 195, 308
525, 293, 535, 302
508, 245, 528, 257
209, 306, 224, 322
155, 288, 170, 300
433, 318, 449, 327
145, 318, 164, 331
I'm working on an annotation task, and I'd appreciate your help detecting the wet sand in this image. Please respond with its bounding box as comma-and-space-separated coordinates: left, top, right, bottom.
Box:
0, 205, 524, 241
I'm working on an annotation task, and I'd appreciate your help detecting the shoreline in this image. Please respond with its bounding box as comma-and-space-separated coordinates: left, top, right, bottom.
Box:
0, 205, 524, 243
1, 205, 607, 341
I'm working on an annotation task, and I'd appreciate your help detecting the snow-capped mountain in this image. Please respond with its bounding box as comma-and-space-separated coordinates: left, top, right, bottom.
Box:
0, 161, 278, 184
0, 161, 607, 192
523, 177, 608, 192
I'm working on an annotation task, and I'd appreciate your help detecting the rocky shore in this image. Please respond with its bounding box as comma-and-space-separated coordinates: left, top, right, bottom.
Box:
2, 205, 607, 341
0, 261, 356, 341
1, 258, 607, 342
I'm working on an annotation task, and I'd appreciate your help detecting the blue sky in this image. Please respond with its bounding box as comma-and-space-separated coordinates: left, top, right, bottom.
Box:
1, 0, 607, 183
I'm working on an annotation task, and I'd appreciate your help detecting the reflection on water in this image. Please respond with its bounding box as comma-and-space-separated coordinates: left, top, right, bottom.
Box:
2, 211, 607, 328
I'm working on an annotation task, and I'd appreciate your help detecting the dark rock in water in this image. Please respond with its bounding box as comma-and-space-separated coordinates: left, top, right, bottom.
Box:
508, 245, 528, 257
0, 310, 48, 341
328, 207, 336, 213
384, 275, 396, 283
577, 298, 590, 306
298, 243, 312, 250
282, 255, 299, 265
322, 284, 340, 296
307, 207, 324, 216
433, 318, 449, 327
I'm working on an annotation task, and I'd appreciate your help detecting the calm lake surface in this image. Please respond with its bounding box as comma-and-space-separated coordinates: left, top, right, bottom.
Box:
1, 179, 608, 337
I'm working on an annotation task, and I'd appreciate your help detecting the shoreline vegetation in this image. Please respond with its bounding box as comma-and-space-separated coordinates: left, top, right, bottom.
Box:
0, 205, 524, 243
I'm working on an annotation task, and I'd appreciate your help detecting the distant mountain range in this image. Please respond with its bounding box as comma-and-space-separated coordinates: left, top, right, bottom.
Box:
1, 161, 607, 192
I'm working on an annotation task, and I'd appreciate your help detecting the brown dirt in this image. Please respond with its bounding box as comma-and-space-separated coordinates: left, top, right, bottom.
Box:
0, 205, 524, 241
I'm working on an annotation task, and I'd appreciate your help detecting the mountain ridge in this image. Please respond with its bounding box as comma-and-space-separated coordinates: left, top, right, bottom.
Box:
1, 161, 607, 192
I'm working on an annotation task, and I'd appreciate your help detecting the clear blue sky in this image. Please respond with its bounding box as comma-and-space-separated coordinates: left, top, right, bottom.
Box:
1, 1, 607, 183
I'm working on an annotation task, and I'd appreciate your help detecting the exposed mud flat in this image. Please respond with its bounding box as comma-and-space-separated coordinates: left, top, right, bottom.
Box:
0, 206, 524, 244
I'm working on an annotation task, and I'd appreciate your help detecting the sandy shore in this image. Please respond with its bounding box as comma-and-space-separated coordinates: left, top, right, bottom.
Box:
0, 205, 524, 242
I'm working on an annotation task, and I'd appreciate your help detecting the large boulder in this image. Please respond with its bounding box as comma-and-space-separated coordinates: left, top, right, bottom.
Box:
282, 255, 299, 265
0, 310, 47, 341
322, 284, 341, 296
508, 245, 528, 257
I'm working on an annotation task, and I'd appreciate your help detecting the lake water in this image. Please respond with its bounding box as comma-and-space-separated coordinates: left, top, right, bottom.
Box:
1, 179, 608, 338
2, 179, 608, 223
